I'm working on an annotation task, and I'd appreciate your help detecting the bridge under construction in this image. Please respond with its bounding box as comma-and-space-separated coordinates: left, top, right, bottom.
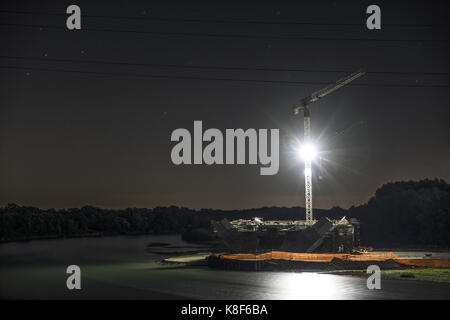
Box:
211, 216, 360, 253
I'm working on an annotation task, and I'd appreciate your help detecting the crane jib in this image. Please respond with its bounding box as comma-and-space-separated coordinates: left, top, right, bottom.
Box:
293, 67, 366, 113
309, 68, 366, 104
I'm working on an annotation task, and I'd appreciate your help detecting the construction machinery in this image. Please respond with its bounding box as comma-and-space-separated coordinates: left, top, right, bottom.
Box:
292, 68, 367, 222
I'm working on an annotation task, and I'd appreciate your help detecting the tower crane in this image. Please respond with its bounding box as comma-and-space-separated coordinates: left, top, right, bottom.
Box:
292, 67, 366, 223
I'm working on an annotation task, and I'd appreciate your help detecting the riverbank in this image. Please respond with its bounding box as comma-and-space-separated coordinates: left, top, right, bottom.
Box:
326, 268, 450, 283
163, 253, 210, 266
161, 252, 450, 284
166, 255, 450, 284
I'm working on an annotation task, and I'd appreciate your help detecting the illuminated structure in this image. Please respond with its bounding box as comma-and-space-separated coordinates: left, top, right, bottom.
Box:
292, 68, 366, 222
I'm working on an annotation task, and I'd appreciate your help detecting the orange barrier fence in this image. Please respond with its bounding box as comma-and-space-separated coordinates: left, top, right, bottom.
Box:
394, 259, 450, 268
218, 251, 398, 262
216, 251, 450, 268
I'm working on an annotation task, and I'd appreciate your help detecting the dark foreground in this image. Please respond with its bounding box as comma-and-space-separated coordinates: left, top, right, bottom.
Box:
1, 235, 449, 300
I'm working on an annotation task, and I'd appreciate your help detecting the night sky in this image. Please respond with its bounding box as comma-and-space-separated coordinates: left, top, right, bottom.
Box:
0, 0, 449, 210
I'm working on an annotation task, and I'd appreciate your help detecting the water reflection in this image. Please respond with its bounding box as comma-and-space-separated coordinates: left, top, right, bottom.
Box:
272, 272, 356, 299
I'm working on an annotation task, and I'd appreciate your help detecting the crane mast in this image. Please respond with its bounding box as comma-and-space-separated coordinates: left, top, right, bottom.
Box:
303, 114, 313, 222
293, 67, 366, 223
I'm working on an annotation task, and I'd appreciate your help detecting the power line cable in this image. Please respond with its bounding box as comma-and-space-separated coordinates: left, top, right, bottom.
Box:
1, 55, 448, 75
1, 65, 449, 88
0, 9, 449, 28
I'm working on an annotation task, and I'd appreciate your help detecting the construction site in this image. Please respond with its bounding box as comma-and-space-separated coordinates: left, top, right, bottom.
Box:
211, 217, 360, 253
205, 68, 450, 272
203, 69, 365, 270
208, 217, 450, 271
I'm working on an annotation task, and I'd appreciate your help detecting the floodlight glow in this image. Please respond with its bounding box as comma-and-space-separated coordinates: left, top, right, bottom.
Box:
299, 143, 317, 161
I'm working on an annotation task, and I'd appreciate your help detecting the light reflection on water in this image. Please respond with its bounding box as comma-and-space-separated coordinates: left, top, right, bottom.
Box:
270, 272, 356, 300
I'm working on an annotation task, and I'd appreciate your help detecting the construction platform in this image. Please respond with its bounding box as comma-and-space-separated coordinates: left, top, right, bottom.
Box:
211, 216, 360, 253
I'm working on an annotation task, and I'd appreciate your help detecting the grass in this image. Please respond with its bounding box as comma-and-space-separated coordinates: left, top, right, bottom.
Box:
328, 268, 450, 283
381, 268, 450, 283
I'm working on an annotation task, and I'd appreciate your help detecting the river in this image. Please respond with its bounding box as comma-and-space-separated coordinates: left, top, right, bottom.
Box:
0, 234, 449, 299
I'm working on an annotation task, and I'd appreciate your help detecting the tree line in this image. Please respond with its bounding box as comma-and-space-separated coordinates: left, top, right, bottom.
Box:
1, 178, 449, 248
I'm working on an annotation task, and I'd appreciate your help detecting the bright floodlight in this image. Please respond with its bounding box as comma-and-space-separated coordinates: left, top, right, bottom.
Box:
299, 143, 317, 161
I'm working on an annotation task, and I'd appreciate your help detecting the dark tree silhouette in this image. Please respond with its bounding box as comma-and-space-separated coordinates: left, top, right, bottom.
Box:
1, 179, 448, 248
